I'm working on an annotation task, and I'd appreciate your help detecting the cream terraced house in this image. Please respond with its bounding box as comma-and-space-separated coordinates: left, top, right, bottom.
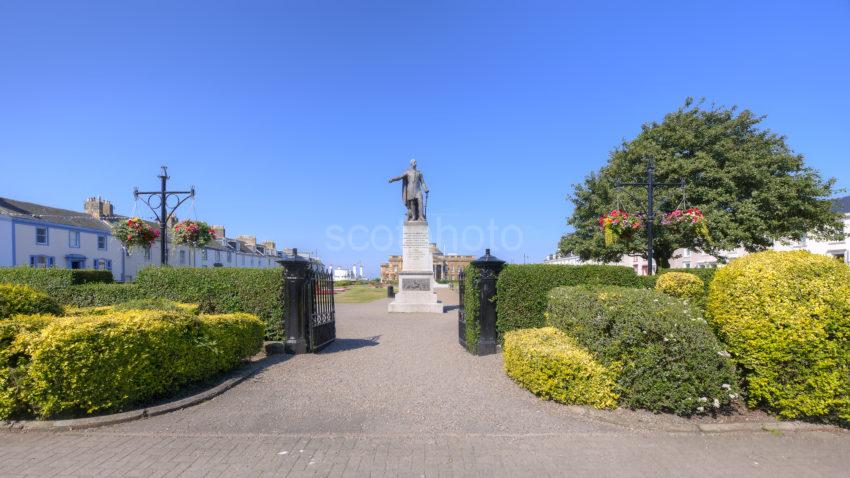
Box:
0, 196, 296, 281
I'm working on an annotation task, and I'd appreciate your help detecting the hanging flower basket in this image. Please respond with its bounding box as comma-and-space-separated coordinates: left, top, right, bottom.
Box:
662, 207, 711, 241
112, 217, 159, 251
172, 220, 216, 248
599, 209, 642, 245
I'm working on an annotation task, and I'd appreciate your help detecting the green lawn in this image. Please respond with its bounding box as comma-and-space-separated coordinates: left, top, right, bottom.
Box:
334, 285, 388, 303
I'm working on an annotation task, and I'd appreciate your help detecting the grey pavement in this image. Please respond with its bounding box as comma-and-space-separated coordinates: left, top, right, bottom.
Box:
1, 289, 849, 477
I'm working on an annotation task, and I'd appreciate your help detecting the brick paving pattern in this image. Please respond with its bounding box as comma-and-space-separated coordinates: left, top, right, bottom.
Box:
2, 289, 849, 477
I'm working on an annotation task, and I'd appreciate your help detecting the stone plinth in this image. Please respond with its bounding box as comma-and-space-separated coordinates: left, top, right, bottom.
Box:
388, 221, 445, 314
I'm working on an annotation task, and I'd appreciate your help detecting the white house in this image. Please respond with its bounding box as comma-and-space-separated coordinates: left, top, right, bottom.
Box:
549, 196, 850, 272
0, 197, 126, 279
1, 196, 304, 281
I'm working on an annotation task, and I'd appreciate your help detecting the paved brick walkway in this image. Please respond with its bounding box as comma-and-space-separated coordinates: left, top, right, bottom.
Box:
1, 289, 850, 477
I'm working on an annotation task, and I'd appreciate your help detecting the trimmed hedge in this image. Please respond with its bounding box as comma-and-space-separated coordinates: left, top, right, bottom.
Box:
56, 283, 143, 307
0, 284, 63, 319
504, 327, 618, 408
0, 309, 263, 419
462, 265, 481, 353
655, 272, 705, 307
707, 251, 850, 421
495, 264, 644, 336
0, 268, 112, 295
135, 267, 285, 340
547, 286, 738, 415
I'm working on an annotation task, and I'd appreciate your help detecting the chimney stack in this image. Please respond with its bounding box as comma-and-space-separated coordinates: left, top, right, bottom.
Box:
211, 225, 226, 239
236, 235, 257, 247
84, 196, 114, 219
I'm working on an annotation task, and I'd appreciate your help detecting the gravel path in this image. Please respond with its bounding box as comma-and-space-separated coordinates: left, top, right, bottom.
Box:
104, 289, 615, 436
2, 289, 850, 477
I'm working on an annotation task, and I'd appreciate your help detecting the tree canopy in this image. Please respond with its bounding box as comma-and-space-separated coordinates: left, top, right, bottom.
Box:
559, 99, 842, 269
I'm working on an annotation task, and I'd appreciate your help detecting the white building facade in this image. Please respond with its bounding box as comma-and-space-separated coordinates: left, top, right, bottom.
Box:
1, 196, 299, 282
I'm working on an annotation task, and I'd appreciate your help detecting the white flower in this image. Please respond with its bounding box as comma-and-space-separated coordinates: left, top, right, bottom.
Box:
721, 383, 731, 390
697, 406, 705, 413
713, 398, 720, 408
698, 397, 708, 403
729, 393, 738, 399
717, 350, 731, 358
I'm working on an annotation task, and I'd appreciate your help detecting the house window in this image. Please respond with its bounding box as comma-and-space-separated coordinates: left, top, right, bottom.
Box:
35, 227, 48, 245
94, 258, 112, 271
97, 235, 107, 250
144, 246, 151, 261
201, 249, 208, 261
29, 255, 54, 268
69, 231, 80, 248
683, 248, 691, 258
179, 250, 186, 264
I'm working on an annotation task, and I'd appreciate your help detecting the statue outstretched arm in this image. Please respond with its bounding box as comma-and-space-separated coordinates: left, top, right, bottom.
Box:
388, 175, 404, 183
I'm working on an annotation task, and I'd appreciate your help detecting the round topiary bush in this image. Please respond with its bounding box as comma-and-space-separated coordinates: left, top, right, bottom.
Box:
707, 250, 850, 421
0, 284, 63, 319
655, 272, 705, 306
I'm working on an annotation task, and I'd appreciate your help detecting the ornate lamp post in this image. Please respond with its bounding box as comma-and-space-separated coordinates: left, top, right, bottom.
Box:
616, 158, 684, 275
133, 166, 195, 265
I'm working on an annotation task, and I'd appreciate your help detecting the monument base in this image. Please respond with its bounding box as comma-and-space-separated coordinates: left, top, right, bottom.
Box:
388, 272, 445, 313
388, 219, 445, 314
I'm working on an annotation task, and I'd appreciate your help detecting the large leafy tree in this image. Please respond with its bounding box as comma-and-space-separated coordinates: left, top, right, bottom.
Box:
560, 99, 842, 269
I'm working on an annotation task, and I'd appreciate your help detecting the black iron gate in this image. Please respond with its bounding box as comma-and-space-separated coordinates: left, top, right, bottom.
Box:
457, 267, 466, 348
306, 265, 336, 351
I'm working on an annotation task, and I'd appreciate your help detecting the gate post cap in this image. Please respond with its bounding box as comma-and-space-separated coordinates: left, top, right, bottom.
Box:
277, 247, 311, 268
472, 249, 505, 267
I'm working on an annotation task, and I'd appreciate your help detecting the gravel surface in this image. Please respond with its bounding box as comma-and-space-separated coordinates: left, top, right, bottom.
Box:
103, 290, 617, 435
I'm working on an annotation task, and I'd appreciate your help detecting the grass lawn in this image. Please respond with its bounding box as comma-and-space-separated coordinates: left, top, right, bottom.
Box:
334, 285, 388, 303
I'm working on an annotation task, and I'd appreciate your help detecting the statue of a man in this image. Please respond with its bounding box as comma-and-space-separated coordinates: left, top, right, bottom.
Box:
389, 159, 429, 221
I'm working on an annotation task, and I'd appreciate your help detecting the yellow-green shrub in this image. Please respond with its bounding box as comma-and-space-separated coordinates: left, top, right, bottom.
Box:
1, 310, 263, 419
655, 272, 705, 306
0, 315, 53, 418
503, 327, 618, 409
0, 284, 63, 319
707, 251, 850, 421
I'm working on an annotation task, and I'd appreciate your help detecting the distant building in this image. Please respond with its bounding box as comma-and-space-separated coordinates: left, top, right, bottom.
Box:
380, 243, 474, 283
0, 196, 302, 281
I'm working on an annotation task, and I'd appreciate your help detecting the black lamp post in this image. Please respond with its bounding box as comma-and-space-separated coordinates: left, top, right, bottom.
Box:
134, 166, 195, 265
616, 158, 684, 275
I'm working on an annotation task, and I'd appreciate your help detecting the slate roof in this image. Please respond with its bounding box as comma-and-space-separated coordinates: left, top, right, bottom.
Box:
0, 197, 111, 231
1, 196, 283, 256
833, 196, 850, 214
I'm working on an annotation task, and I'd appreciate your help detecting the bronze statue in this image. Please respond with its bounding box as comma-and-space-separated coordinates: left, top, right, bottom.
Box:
389, 159, 429, 221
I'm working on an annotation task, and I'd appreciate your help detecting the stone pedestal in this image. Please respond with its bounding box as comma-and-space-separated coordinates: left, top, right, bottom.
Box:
388, 221, 445, 314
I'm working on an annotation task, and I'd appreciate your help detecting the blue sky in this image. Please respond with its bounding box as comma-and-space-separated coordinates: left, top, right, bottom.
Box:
1, 1, 849, 275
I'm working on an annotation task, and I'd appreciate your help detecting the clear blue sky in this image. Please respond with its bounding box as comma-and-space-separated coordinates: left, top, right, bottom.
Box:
1, 1, 848, 275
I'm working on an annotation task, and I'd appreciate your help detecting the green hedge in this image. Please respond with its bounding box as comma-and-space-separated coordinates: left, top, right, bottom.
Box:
57, 283, 143, 307
0, 284, 64, 319
655, 272, 705, 307
707, 251, 850, 421
0, 309, 263, 419
135, 267, 285, 340
547, 286, 738, 415
0, 268, 112, 295
504, 327, 618, 408
495, 264, 645, 337
462, 265, 481, 354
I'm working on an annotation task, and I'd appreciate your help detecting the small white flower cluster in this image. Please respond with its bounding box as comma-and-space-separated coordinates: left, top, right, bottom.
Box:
717, 350, 731, 358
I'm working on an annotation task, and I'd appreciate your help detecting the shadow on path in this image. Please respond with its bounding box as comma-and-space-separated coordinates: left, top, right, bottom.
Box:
319, 336, 381, 354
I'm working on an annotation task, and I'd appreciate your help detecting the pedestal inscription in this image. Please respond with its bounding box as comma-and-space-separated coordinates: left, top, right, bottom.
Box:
402, 278, 431, 291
